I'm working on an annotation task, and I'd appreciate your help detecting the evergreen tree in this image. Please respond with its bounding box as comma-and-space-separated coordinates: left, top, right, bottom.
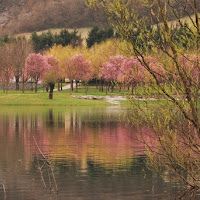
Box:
173, 22, 195, 49
31, 29, 82, 52
86, 27, 114, 48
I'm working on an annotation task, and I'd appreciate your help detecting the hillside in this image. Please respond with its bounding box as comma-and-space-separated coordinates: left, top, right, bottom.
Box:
0, 0, 199, 36
0, 0, 107, 35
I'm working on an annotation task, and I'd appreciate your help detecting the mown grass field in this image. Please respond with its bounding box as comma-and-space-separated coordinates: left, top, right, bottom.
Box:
0, 84, 172, 106
0, 88, 111, 106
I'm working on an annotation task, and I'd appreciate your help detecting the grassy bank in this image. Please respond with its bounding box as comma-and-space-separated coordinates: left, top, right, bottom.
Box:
0, 89, 111, 106
0, 85, 170, 106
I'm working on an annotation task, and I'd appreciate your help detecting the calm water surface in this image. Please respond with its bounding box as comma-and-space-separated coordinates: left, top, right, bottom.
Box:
0, 106, 197, 199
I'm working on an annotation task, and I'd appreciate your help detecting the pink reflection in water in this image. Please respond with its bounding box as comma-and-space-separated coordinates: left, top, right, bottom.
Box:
0, 111, 155, 169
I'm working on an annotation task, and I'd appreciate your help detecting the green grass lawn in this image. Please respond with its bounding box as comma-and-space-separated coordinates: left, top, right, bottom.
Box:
0, 84, 174, 106
0, 89, 111, 106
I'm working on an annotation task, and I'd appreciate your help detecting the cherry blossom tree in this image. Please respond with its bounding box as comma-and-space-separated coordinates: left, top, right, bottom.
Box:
43, 55, 62, 99
78, 59, 93, 94
65, 54, 93, 94
100, 55, 125, 93
25, 53, 48, 93
119, 57, 145, 94
145, 56, 165, 84
178, 54, 200, 84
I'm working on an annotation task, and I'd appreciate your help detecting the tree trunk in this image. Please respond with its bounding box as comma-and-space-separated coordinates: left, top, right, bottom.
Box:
49, 83, 55, 99
61, 81, 63, 91
31, 79, 33, 91
76, 80, 78, 92
6, 80, 8, 94
96, 79, 98, 89
86, 85, 89, 94
3, 83, 5, 93
57, 82, 60, 91
46, 85, 49, 92
71, 80, 74, 91
99, 79, 104, 92
131, 83, 134, 95
111, 85, 114, 93
119, 83, 122, 92
85, 83, 89, 94
99, 79, 101, 91
15, 76, 20, 91
22, 76, 25, 93
70, 80, 73, 94
35, 81, 38, 93
101, 80, 104, 92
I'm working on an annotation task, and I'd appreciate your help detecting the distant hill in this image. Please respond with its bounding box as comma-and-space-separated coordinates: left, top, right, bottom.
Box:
0, 0, 199, 36
0, 0, 107, 35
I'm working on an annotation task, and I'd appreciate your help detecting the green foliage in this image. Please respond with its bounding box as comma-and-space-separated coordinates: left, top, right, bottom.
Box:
31, 29, 82, 52
54, 29, 81, 47
129, 23, 196, 54
133, 25, 153, 54
86, 0, 200, 189
0, 35, 16, 45
86, 26, 114, 48
173, 22, 196, 49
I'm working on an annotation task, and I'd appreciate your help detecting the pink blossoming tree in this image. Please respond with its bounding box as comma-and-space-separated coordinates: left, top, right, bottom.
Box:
25, 53, 48, 93
65, 54, 93, 94
119, 57, 145, 94
43, 55, 62, 99
100, 55, 125, 93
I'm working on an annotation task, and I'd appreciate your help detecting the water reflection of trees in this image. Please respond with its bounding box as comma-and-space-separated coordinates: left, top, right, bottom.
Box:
0, 107, 139, 169
0, 107, 189, 199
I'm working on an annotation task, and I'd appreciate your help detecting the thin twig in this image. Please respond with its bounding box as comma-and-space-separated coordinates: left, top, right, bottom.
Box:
33, 136, 58, 194
2, 184, 6, 200
36, 159, 47, 189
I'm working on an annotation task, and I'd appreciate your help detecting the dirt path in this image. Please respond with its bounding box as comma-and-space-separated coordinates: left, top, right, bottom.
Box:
54, 83, 74, 91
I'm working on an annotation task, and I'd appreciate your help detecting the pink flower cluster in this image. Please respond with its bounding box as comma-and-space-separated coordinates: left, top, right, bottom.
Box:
25, 53, 64, 84
24, 53, 49, 82
178, 54, 200, 83
99, 55, 165, 85
24, 53, 200, 87
65, 54, 93, 82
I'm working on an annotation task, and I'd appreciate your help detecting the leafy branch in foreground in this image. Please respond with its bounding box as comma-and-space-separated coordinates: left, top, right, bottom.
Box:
86, 0, 200, 189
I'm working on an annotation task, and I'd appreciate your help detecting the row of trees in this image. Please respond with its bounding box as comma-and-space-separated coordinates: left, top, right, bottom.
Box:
31, 29, 82, 52
1, 22, 195, 53
0, 37, 119, 95
24, 53, 94, 98
45, 38, 200, 93
45, 40, 199, 97
1, 35, 199, 97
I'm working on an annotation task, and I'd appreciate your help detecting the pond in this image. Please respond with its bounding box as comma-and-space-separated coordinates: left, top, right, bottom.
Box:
0, 106, 197, 199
